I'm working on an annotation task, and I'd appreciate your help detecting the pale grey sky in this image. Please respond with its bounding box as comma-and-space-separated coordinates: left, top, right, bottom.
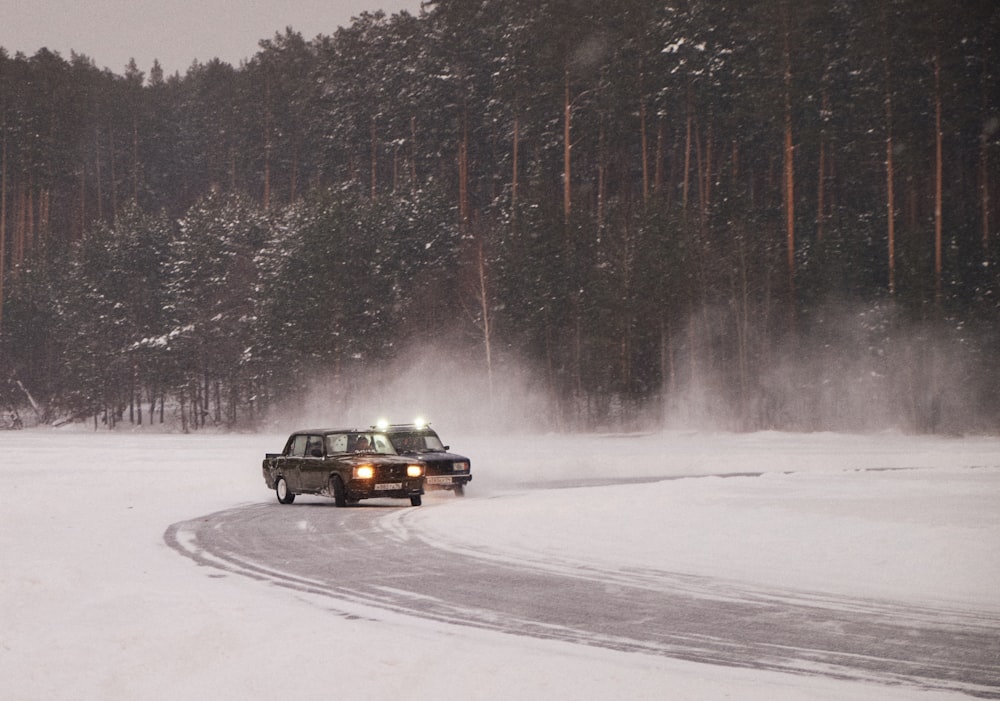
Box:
2, 0, 423, 77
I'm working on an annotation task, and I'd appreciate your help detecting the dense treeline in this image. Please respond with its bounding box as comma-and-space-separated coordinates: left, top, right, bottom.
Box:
0, 0, 998, 432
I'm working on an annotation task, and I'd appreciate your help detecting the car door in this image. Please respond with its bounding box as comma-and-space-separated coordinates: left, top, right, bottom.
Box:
299, 434, 327, 492
278, 434, 308, 491
321, 433, 351, 491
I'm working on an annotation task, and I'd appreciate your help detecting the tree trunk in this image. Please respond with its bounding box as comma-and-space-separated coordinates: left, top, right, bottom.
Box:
14, 377, 42, 421
263, 77, 272, 209
392, 142, 400, 193
180, 387, 188, 433
731, 139, 740, 186
39, 189, 49, 250
370, 116, 378, 201
703, 122, 713, 216
983, 115, 992, 255
108, 124, 118, 220
886, 123, 896, 296
459, 109, 469, 231
214, 379, 222, 425
597, 118, 606, 228
782, 20, 796, 310
475, 239, 494, 405
94, 127, 103, 222
511, 111, 519, 220
78, 167, 86, 240
639, 61, 649, 205
410, 115, 419, 193
202, 371, 210, 428
132, 119, 140, 201
290, 133, 299, 202
883, 10, 896, 296
694, 117, 704, 215
817, 88, 829, 243
661, 317, 675, 397
14, 185, 30, 267
654, 117, 664, 195
933, 51, 943, 303
682, 95, 692, 217
563, 68, 572, 221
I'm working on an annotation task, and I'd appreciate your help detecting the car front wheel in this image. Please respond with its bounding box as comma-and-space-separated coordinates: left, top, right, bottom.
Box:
331, 475, 348, 507
276, 477, 295, 504
410, 495, 422, 507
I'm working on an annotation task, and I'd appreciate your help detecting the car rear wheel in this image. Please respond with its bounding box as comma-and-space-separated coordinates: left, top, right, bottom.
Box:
276, 477, 295, 504
410, 495, 422, 507
331, 475, 348, 507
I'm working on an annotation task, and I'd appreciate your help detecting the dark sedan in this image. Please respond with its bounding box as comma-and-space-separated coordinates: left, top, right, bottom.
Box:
378, 422, 471, 496
262, 429, 425, 506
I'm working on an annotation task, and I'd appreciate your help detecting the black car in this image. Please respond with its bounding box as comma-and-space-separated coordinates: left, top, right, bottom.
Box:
378, 423, 472, 496
262, 429, 425, 506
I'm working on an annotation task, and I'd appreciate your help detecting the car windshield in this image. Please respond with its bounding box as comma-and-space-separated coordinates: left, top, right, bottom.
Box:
389, 431, 445, 452
325, 432, 397, 455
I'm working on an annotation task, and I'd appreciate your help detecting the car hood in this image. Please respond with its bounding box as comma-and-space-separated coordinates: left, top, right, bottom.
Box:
398, 450, 469, 463
342, 454, 420, 466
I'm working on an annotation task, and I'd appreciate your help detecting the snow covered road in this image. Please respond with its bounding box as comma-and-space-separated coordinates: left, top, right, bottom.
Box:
166, 492, 1000, 698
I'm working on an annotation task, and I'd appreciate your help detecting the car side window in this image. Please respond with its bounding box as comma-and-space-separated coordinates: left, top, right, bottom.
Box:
372, 434, 396, 454
423, 433, 445, 450
305, 435, 324, 457
289, 434, 309, 457
327, 434, 348, 454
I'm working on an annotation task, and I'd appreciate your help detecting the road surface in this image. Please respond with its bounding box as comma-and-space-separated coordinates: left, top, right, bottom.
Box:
165, 497, 1000, 699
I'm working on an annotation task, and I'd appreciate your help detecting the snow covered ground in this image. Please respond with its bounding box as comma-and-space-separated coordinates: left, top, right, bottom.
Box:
1, 428, 998, 700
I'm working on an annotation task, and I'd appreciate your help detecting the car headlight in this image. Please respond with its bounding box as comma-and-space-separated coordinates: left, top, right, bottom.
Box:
407, 464, 423, 478
454, 461, 469, 472
354, 465, 375, 479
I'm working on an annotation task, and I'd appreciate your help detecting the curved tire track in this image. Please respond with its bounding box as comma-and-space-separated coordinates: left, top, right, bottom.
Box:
165, 501, 1000, 699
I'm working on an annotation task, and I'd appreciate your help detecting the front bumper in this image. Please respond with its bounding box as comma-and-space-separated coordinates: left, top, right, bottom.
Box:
424, 474, 472, 489
347, 477, 424, 500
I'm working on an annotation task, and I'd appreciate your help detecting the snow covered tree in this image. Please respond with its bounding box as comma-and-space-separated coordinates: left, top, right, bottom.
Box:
166, 191, 271, 428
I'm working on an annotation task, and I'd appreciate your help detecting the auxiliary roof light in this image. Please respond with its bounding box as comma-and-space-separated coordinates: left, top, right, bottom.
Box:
373, 417, 430, 430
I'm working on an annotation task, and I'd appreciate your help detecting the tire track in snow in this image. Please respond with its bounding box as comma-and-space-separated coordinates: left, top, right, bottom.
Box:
165, 501, 1000, 699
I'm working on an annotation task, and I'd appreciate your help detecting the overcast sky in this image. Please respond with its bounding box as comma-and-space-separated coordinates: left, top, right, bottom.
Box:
2, 0, 423, 77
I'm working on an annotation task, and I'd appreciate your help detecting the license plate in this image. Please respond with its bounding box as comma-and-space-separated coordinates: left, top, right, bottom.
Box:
426, 476, 453, 485
374, 482, 402, 491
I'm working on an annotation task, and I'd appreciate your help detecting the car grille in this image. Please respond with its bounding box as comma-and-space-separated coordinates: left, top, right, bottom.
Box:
422, 459, 454, 475
377, 464, 410, 480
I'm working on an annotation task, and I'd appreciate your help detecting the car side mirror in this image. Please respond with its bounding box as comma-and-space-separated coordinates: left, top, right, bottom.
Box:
310, 448, 323, 458
444, 445, 450, 450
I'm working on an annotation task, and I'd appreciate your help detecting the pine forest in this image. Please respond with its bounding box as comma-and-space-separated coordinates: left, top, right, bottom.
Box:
0, 0, 998, 432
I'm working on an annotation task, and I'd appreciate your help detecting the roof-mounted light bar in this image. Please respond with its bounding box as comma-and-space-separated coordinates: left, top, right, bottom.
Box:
372, 417, 431, 430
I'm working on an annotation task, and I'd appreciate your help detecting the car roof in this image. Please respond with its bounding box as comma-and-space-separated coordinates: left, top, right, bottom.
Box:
380, 424, 437, 431
288, 426, 438, 435
290, 428, 368, 434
